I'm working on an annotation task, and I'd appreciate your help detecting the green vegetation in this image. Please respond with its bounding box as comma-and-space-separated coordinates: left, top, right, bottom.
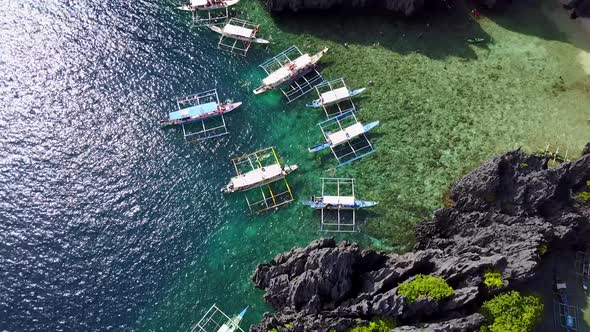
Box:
578, 191, 590, 201
479, 291, 543, 332
519, 163, 529, 168
267, 322, 294, 331
537, 244, 547, 256
483, 271, 504, 289
576, 181, 590, 201
233, 0, 590, 253
398, 274, 454, 303
348, 318, 397, 332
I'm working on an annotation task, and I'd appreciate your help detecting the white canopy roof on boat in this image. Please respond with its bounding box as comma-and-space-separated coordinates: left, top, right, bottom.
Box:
231, 163, 282, 189
262, 54, 312, 86
327, 122, 365, 146
321, 87, 349, 105
223, 24, 253, 38
191, 0, 208, 6
323, 196, 355, 205
556, 282, 567, 290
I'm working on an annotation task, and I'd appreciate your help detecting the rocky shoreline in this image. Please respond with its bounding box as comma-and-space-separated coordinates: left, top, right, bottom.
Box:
261, 0, 590, 17
250, 146, 590, 331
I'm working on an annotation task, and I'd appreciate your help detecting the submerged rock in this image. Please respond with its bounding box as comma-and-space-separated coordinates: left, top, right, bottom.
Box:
250, 148, 590, 331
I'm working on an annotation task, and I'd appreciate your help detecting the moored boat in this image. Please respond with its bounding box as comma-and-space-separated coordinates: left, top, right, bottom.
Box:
177, 0, 240, 11
302, 196, 378, 209
209, 25, 269, 45
222, 164, 299, 193
160, 101, 242, 127
306, 87, 366, 108
216, 306, 248, 332
253, 47, 328, 95
309, 120, 379, 153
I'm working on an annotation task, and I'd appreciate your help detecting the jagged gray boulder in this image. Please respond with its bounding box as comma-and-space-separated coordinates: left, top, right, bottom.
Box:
250, 148, 590, 331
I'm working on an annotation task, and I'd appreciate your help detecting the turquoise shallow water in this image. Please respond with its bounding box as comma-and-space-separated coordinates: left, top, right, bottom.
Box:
0, 0, 357, 330
1, 0, 589, 330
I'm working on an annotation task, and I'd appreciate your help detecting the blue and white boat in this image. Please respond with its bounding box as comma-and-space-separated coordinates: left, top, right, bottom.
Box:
306, 87, 366, 108
303, 196, 377, 210
216, 306, 248, 332
308, 120, 379, 153
160, 101, 242, 127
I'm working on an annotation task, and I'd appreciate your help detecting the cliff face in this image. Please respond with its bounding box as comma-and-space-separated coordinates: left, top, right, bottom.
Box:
250, 147, 590, 332
263, 0, 427, 16
263, 0, 590, 16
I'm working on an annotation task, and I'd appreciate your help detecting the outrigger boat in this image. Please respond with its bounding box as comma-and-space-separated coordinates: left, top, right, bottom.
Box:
216, 307, 248, 332
305, 178, 376, 233
209, 24, 269, 45
177, 0, 240, 11
253, 48, 328, 95
306, 87, 366, 108
191, 304, 248, 332
222, 163, 299, 193
303, 196, 377, 209
160, 100, 242, 127
309, 121, 379, 153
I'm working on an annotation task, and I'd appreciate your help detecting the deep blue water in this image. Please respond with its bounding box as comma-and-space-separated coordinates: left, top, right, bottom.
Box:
0, 1, 291, 330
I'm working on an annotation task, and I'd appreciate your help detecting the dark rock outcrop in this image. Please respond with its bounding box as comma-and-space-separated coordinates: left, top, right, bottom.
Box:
263, 0, 428, 16
563, 0, 590, 17
250, 149, 590, 331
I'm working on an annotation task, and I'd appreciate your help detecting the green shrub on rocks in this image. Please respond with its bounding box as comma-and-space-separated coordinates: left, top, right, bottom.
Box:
578, 191, 590, 201
483, 271, 504, 289
397, 274, 454, 303
348, 318, 396, 332
479, 291, 543, 332
537, 244, 547, 256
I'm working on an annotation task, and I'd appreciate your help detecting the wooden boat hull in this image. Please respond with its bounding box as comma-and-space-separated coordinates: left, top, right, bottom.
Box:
209, 25, 270, 44
305, 87, 366, 108
159, 101, 242, 127
308, 120, 379, 153
302, 199, 378, 210
176, 0, 240, 11
222, 164, 298, 193
253, 47, 329, 95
